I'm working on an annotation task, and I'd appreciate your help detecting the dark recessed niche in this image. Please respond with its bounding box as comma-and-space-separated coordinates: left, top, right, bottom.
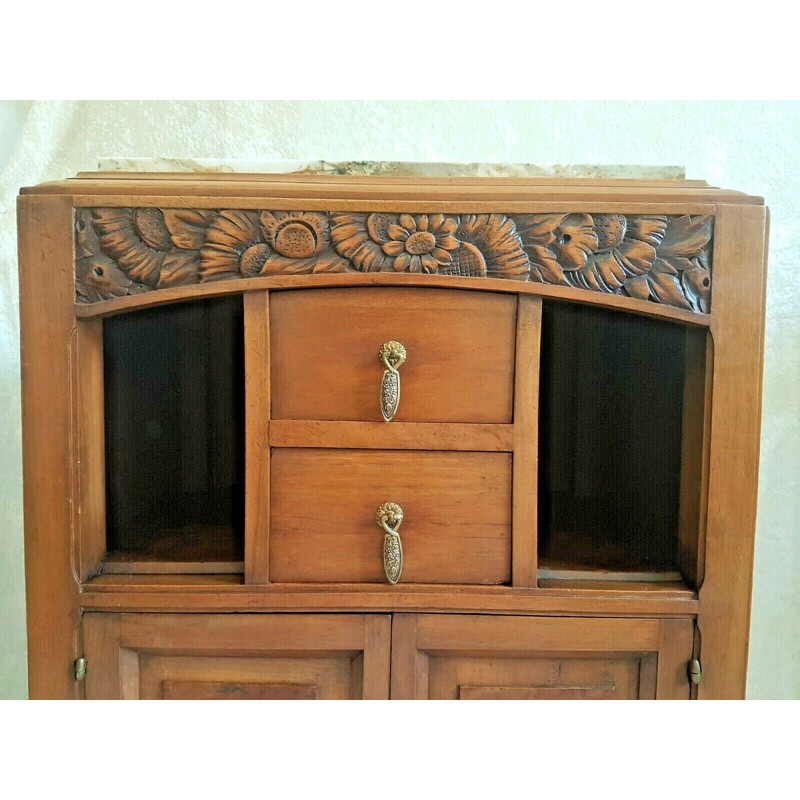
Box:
103, 296, 244, 571
538, 301, 689, 577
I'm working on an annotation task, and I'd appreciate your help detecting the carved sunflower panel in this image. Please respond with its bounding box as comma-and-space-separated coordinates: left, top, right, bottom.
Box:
74, 209, 713, 313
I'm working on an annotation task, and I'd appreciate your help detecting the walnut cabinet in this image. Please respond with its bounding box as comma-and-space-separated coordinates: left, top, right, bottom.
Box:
17, 172, 768, 699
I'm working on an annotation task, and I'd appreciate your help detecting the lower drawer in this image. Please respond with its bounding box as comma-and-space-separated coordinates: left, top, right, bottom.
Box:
269, 448, 512, 584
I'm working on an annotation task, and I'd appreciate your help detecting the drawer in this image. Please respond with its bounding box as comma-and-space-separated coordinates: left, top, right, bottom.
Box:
270, 449, 512, 584
270, 288, 517, 422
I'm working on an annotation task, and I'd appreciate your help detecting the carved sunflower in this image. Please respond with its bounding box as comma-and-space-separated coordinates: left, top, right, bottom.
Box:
91, 208, 170, 286
259, 211, 347, 273
330, 213, 459, 273
452, 215, 529, 279
200, 210, 346, 280
199, 210, 268, 280
568, 214, 668, 293
90, 207, 209, 289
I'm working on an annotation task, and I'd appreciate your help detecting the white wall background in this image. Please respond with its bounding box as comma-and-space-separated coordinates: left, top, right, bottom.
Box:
0, 100, 797, 699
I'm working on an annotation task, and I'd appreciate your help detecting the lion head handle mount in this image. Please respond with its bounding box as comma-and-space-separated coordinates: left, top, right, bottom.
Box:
377, 501, 404, 584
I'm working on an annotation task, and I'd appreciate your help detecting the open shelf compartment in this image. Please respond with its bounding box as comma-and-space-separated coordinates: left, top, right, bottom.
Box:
101, 296, 245, 574
537, 301, 707, 587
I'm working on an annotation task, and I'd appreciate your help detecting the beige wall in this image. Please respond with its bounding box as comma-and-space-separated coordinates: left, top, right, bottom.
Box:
1, 100, 797, 699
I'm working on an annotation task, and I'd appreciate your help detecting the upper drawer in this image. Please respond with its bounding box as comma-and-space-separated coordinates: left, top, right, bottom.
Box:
270, 288, 517, 422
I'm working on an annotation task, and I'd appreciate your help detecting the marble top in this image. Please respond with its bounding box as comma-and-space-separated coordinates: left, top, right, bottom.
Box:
96, 158, 685, 180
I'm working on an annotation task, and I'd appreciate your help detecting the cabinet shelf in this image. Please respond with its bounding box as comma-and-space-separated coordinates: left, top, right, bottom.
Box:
101, 525, 243, 575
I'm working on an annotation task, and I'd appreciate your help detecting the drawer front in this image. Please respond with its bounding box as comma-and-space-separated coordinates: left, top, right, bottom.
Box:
270, 287, 517, 422
270, 449, 512, 584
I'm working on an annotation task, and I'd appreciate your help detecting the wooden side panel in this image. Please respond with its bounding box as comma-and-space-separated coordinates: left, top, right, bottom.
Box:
72, 319, 107, 581
678, 328, 712, 587
270, 449, 512, 584
83, 613, 391, 700
244, 291, 271, 583
512, 296, 541, 586
699, 205, 768, 698
270, 288, 517, 423
391, 614, 691, 700
18, 195, 80, 699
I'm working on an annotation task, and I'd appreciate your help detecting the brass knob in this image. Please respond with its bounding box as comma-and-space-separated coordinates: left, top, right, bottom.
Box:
378, 341, 406, 422
376, 502, 404, 584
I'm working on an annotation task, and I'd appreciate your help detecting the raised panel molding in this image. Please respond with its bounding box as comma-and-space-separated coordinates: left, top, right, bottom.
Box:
75, 209, 713, 313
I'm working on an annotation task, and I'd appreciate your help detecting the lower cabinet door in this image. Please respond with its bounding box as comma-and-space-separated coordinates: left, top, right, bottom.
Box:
390, 615, 694, 700
83, 613, 391, 699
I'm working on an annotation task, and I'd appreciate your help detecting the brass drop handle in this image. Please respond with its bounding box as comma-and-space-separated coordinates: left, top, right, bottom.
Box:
377, 502, 404, 584
379, 341, 406, 422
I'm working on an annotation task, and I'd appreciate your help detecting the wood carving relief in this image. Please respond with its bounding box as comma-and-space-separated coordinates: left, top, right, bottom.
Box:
75, 209, 713, 312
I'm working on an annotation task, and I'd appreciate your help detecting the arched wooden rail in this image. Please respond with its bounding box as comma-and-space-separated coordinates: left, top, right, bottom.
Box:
73, 272, 712, 325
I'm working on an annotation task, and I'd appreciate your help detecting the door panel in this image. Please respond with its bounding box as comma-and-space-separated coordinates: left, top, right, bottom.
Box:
83, 613, 391, 699
390, 614, 693, 700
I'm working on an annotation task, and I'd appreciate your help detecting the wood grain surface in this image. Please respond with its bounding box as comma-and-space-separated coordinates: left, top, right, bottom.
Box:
270, 449, 512, 584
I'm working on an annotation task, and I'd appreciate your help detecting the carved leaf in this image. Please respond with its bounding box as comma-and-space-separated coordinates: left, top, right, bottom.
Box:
681, 260, 712, 313
514, 213, 564, 247
626, 215, 668, 248
74, 209, 101, 260
658, 215, 713, 257
75, 254, 144, 303
624, 258, 698, 310
159, 251, 200, 287
258, 250, 349, 275
525, 244, 567, 285
162, 209, 217, 250
569, 251, 628, 293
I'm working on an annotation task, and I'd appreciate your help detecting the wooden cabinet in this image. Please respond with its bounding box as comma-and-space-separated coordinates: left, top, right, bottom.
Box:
18, 174, 768, 699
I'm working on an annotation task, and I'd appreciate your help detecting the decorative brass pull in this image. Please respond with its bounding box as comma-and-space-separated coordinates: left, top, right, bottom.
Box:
376, 502, 404, 584
378, 341, 406, 421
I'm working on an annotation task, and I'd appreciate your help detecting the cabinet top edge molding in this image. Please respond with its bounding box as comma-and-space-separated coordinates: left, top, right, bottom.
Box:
21, 171, 763, 205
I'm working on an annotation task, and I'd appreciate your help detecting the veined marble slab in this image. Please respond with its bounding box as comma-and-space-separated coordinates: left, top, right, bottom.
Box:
95, 158, 685, 180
